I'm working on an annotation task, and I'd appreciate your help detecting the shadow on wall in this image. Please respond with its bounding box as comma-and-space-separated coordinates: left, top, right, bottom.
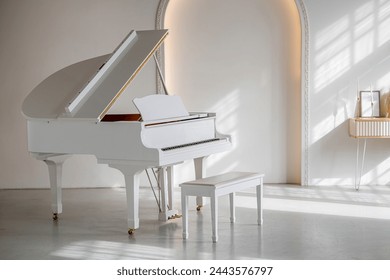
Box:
310, 0, 390, 186
311, 120, 390, 185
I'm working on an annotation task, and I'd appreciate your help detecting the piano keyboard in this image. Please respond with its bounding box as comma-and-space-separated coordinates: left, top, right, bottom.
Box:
161, 138, 221, 151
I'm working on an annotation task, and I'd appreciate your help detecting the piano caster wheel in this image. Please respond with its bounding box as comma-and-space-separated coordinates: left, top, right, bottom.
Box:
128, 229, 135, 235
196, 206, 202, 211
52, 213, 58, 221
168, 214, 182, 220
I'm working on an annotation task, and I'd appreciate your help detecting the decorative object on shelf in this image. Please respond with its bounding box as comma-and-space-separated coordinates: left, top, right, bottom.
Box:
360, 90, 380, 118
381, 89, 390, 118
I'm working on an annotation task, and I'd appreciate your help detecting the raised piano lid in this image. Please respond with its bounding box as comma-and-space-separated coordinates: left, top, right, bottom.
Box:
22, 29, 169, 121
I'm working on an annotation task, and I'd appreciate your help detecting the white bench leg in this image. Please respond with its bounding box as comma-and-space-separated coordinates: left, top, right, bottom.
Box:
194, 157, 206, 209
182, 192, 189, 239
211, 194, 218, 243
229, 192, 235, 223
256, 178, 263, 225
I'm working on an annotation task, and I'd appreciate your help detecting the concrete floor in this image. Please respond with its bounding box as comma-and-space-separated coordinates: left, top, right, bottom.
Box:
1, 184, 390, 260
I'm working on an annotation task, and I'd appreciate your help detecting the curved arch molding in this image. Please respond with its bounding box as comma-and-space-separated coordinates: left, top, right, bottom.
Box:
155, 0, 310, 186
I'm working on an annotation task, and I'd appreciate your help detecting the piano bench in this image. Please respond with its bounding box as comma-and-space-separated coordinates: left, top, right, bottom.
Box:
179, 172, 264, 243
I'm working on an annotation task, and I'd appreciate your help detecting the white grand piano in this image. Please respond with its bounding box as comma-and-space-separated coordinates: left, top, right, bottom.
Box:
22, 29, 232, 234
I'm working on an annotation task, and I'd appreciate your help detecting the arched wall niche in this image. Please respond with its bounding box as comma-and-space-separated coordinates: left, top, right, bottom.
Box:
155, 0, 310, 185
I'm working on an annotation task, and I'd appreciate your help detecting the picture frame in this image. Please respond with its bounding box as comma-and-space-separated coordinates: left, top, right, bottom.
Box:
360, 90, 380, 117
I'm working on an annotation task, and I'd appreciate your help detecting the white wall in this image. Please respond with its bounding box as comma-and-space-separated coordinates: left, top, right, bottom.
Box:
2, 0, 390, 189
305, 0, 390, 186
0, 0, 159, 188
164, 0, 301, 184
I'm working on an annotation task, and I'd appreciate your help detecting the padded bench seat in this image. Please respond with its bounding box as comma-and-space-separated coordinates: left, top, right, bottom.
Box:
180, 171, 264, 243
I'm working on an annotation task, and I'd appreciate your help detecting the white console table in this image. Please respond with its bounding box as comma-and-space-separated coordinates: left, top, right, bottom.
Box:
349, 118, 390, 190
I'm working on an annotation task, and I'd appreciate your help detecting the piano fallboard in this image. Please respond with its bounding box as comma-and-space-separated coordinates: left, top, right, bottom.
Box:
142, 115, 216, 149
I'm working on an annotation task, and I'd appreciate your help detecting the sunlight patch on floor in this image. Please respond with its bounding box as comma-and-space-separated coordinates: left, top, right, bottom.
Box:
236, 184, 390, 220
51, 241, 176, 260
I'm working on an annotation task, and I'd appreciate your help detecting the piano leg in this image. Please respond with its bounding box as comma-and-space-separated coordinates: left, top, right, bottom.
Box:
41, 155, 70, 220
108, 164, 143, 234
158, 166, 179, 221
194, 157, 207, 210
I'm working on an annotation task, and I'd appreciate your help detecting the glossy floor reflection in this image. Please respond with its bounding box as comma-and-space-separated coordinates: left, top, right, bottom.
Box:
1, 184, 390, 260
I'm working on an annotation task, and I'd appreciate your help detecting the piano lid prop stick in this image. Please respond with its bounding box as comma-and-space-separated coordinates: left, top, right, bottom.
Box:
153, 53, 169, 95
